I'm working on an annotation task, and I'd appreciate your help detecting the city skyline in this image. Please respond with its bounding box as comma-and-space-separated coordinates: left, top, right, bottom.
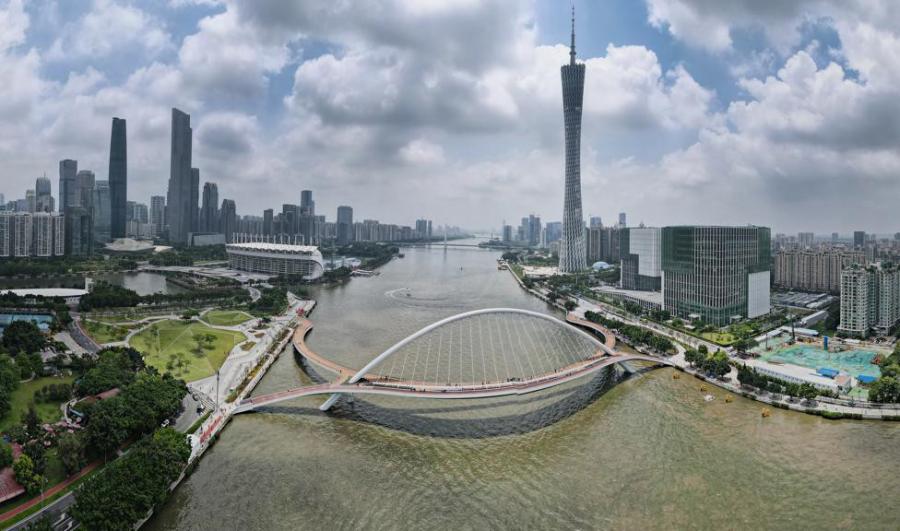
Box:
1, 1, 899, 232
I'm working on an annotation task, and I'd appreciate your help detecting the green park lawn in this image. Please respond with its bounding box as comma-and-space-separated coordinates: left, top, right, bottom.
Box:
0, 375, 76, 433
203, 310, 255, 327
129, 319, 246, 382
82, 320, 134, 344
701, 331, 737, 346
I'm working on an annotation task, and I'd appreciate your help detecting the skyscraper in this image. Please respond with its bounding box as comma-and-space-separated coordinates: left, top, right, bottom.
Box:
662, 226, 771, 325
92, 180, 111, 243
201, 182, 219, 232
618, 212, 627, 227
150, 195, 166, 237
166, 108, 194, 244
58, 159, 78, 213
190, 168, 200, 234
558, 8, 586, 272
300, 190, 314, 215
263, 209, 274, 236
109, 117, 127, 239
35, 177, 53, 212
337, 205, 353, 245
220, 199, 236, 243
853, 231, 866, 249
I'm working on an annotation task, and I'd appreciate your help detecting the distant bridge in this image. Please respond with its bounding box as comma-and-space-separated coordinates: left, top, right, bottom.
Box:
235, 309, 675, 414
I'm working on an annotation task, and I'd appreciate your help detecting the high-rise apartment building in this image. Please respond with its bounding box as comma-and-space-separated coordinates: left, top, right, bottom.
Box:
620, 227, 662, 291
109, 117, 127, 239
798, 232, 814, 247
0, 212, 64, 257
661, 226, 771, 325
201, 182, 219, 233
337, 206, 353, 245
853, 231, 866, 249
166, 108, 194, 244
838, 263, 900, 337
773, 249, 864, 294
558, 9, 586, 272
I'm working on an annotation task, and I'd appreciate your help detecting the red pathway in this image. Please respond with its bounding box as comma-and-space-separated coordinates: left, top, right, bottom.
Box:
0, 460, 100, 523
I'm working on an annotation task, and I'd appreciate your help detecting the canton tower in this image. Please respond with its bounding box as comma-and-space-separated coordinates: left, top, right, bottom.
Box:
559, 7, 587, 273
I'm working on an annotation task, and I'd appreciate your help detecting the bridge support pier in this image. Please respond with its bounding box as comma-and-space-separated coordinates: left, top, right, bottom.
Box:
618, 361, 637, 375
320, 394, 340, 411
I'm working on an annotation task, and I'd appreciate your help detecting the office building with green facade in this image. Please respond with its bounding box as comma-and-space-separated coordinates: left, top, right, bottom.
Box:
661, 226, 771, 326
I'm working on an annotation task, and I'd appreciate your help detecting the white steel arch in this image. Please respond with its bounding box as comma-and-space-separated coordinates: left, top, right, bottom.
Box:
319, 308, 610, 410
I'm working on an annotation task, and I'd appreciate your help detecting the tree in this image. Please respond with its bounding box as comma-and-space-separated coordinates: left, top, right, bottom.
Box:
76, 348, 136, 396
57, 432, 88, 476
0, 442, 12, 468
702, 350, 731, 378
798, 383, 819, 402
23, 514, 53, 531
684, 349, 702, 366
13, 455, 44, 496
868, 376, 900, 403
22, 440, 46, 476
563, 300, 577, 311
1, 320, 46, 356
86, 397, 133, 457
22, 405, 42, 441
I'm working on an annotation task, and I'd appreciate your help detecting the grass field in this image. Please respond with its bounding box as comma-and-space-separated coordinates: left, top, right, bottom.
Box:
203, 310, 255, 327
129, 319, 246, 381
701, 332, 737, 346
0, 375, 75, 433
82, 320, 134, 344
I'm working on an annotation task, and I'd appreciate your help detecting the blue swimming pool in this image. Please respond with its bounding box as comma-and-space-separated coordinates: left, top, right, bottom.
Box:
760, 344, 882, 379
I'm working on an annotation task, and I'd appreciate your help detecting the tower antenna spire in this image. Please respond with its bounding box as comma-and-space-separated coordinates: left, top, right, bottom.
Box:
570, 3, 576, 65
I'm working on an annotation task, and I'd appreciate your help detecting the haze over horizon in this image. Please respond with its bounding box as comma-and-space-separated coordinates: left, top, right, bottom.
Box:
2, 0, 899, 233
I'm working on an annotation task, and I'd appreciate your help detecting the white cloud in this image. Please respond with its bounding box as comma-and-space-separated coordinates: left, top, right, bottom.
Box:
47, 0, 172, 60
0, 0, 28, 52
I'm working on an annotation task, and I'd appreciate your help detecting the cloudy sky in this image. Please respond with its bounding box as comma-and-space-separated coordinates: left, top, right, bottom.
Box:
2, 0, 899, 233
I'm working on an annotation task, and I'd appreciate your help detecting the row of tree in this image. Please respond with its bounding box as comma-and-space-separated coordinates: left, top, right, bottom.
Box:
735, 364, 825, 400
78, 282, 249, 311
684, 345, 731, 377
583, 311, 675, 354
248, 287, 288, 316
71, 428, 191, 531
0, 256, 137, 277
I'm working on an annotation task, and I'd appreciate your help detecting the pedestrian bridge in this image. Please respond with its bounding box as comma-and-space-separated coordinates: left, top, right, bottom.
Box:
234, 308, 675, 414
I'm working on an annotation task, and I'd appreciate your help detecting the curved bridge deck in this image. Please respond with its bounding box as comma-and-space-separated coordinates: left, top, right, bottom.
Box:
235, 351, 672, 413
236, 310, 675, 414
